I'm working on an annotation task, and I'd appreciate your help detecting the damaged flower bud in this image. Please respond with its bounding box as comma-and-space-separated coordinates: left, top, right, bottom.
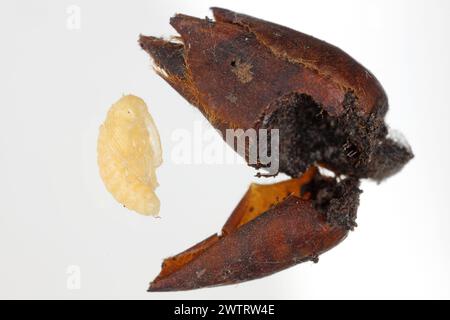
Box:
140, 7, 412, 180
139, 8, 413, 291
149, 167, 361, 291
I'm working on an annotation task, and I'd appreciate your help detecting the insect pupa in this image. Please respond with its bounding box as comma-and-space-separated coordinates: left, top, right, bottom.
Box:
98, 95, 162, 216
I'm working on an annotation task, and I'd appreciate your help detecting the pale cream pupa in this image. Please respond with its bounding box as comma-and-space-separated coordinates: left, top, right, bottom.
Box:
98, 95, 162, 216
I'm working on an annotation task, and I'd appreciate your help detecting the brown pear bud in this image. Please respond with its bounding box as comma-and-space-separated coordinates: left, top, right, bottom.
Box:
140, 8, 412, 180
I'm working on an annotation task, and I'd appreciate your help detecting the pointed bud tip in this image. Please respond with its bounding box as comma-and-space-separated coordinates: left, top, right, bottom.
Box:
139, 35, 164, 54
210, 7, 236, 22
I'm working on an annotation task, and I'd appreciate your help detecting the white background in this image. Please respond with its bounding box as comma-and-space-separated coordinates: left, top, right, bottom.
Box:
0, 0, 449, 299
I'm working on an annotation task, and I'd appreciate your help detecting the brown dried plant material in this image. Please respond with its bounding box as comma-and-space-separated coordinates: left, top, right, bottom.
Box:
140, 8, 413, 180
221, 166, 318, 235
149, 167, 360, 291
139, 8, 413, 291
98, 95, 162, 216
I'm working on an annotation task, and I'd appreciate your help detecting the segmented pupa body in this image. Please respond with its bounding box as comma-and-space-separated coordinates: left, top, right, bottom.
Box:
98, 95, 162, 216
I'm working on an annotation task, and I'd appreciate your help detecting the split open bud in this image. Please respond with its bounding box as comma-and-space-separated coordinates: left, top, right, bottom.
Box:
140, 8, 413, 291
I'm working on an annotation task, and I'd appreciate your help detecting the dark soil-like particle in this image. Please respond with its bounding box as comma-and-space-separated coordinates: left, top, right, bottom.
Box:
301, 172, 362, 230
263, 92, 412, 180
